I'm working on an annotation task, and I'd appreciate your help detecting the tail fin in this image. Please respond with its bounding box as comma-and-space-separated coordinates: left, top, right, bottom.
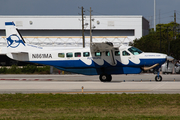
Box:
5, 22, 26, 52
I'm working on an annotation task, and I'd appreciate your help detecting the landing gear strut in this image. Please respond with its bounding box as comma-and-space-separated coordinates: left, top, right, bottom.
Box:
99, 74, 112, 82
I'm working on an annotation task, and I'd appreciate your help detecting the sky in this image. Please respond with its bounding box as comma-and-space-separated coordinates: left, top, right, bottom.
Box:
0, 0, 180, 28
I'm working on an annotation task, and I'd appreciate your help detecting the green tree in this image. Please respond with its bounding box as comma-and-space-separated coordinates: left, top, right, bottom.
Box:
130, 22, 180, 59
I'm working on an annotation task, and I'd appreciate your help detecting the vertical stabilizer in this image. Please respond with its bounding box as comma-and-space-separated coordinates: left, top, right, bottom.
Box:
5, 22, 26, 53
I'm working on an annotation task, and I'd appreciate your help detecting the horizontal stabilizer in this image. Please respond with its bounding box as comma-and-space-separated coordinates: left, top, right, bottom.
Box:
11, 52, 28, 54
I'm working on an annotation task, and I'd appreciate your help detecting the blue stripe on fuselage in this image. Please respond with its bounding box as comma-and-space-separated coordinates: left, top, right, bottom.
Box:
139, 58, 166, 66
28, 58, 166, 75
29, 58, 166, 68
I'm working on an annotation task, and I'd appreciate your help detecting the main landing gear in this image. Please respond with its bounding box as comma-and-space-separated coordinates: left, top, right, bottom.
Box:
99, 74, 112, 82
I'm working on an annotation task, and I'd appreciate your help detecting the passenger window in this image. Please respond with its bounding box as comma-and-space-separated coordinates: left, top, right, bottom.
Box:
66, 52, 73, 58
75, 52, 81, 57
58, 53, 65, 58
106, 51, 110, 56
83, 52, 90, 57
122, 51, 130, 56
115, 51, 120, 56
95, 52, 101, 56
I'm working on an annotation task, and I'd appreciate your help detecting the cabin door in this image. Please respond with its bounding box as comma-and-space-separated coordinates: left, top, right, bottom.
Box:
110, 50, 117, 66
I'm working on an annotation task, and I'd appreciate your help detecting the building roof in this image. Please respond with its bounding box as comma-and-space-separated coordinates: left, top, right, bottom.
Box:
0, 15, 147, 30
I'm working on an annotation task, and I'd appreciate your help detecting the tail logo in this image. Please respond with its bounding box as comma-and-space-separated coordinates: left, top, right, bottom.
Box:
7, 34, 25, 48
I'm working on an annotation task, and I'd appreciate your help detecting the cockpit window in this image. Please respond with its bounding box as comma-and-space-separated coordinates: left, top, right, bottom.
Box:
128, 47, 143, 55
122, 51, 130, 56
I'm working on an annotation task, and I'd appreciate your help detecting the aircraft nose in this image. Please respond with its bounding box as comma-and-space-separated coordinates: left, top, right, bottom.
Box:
160, 54, 174, 61
165, 55, 174, 69
166, 56, 174, 61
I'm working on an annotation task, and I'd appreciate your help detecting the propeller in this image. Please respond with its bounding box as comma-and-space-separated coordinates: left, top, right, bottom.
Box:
166, 56, 174, 68
167, 60, 169, 69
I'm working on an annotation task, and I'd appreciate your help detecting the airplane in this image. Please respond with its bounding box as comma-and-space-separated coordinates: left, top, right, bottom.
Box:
4, 22, 174, 82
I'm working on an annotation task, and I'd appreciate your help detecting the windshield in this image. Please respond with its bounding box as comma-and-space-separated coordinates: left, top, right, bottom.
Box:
128, 47, 143, 55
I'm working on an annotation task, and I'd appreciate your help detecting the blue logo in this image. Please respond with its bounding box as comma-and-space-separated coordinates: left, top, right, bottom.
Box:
7, 35, 25, 48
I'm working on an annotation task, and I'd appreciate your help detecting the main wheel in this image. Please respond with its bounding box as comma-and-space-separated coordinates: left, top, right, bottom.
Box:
99, 74, 112, 82
155, 75, 162, 82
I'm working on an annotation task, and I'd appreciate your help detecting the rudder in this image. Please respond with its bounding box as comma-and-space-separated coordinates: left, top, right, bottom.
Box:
5, 22, 26, 52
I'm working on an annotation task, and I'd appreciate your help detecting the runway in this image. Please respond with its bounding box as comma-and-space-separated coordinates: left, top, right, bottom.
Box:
0, 74, 180, 94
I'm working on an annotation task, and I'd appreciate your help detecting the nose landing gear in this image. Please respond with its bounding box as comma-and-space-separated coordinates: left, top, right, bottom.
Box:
155, 69, 162, 81
155, 75, 162, 81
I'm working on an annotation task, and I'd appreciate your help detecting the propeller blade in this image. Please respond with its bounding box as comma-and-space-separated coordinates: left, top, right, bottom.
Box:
166, 56, 174, 69
167, 60, 169, 68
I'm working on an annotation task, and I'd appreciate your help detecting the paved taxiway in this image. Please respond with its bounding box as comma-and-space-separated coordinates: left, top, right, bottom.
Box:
0, 74, 180, 94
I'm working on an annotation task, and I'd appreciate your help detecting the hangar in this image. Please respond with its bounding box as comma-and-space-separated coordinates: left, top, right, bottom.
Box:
0, 15, 149, 65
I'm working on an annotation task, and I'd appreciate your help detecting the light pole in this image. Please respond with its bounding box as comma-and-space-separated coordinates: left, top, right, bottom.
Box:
154, 0, 156, 31
90, 7, 92, 43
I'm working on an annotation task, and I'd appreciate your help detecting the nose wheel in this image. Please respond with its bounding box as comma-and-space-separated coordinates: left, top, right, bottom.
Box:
155, 69, 162, 81
155, 75, 162, 81
99, 74, 112, 82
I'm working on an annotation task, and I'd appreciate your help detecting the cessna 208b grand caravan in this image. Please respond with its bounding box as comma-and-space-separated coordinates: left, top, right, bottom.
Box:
5, 22, 173, 82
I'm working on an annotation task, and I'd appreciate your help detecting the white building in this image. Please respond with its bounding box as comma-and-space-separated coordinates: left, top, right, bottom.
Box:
0, 15, 149, 47
0, 15, 149, 65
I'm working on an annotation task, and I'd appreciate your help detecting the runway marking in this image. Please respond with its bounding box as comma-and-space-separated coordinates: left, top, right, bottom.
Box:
151, 82, 168, 90
47, 90, 150, 94
0, 79, 53, 81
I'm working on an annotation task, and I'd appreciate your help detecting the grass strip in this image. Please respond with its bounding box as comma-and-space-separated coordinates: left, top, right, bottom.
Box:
0, 65, 50, 74
0, 93, 180, 119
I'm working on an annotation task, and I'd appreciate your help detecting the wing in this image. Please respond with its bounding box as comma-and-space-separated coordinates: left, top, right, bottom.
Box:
90, 42, 118, 52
